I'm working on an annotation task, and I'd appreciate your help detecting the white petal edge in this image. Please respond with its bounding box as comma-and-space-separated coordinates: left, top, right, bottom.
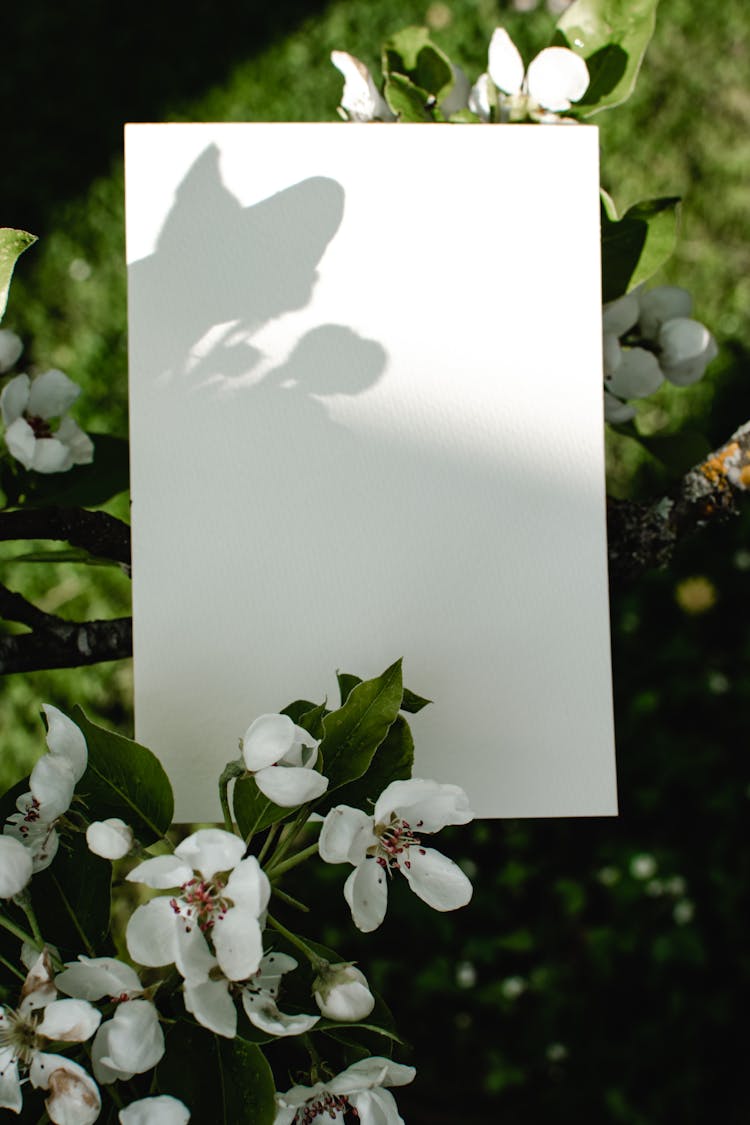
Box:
319, 806, 374, 866
254, 763, 329, 807
174, 828, 245, 879
343, 859, 388, 933
26, 369, 81, 419
526, 46, 589, 111
399, 846, 473, 912
183, 977, 237, 1038
487, 28, 525, 95
241, 713, 296, 771
43, 705, 88, 782
119, 1095, 191, 1124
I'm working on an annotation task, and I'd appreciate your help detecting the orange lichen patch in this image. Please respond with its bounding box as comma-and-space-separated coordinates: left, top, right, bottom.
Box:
700, 441, 744, 489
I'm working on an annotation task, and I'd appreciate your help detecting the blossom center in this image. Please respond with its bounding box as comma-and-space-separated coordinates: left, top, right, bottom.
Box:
25, 414, 53, 439
171, 877, 229, 933
370, 816, 426, 871
0, 1008, 42, 1066
295, 1092, 358, 1123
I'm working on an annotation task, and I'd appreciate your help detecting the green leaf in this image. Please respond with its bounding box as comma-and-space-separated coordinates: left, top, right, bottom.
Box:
157, 1022, 276, 1125
281, 699, 318, 724
297, 699, 329, 741
601, 196, 681, 303
384, 74, 437, 122
321, 715, 414, 815
9, 547, 124, 568
554, 0, 660, 114
318, 659, 403, 794
32, 833, 111, 956
337, 671, 362, 705
233, 776, 291, 839
72, 707, 173, 845
0, 228, 36, 322
383, 26, 453, 100
13, 433, 130, 509
401, 687, 431, 714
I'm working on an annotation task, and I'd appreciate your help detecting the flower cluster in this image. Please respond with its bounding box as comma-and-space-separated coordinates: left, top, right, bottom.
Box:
603, 286, 718, 423
0, 367, 94, 473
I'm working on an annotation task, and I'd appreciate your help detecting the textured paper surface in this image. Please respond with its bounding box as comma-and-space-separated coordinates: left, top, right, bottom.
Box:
125, 122, 617, 821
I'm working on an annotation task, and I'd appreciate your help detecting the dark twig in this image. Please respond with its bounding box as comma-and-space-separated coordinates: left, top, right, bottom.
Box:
0, 584, 64, 631
0, 617, 132, 674
0, 507, 131, 566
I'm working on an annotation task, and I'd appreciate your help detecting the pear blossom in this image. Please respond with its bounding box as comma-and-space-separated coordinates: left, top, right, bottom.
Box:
0, 951, 101, 1123
3, 706, 88, 873
120, 1096, 191, 1124
313, 961, 375, 1022
0, 836, 33, 898
86, 817, 134, 860
319, 778, 474, 932
274, 1056, 415, 1125
331, 51, 396, 122
470, 27, 589, 121
241, 714, 329, 807
0, 329, 22, 373
1, 369, 94, 473
55, 956, 165, 1084
241, 952, 319, 1037
126, 829, 270, 985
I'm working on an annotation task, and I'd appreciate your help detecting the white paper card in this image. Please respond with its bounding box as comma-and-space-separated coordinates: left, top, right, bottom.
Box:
125, 122, 617, 822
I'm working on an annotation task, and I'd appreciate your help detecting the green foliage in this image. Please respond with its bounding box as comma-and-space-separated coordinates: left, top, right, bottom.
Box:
0, 228, 36, 321
32, 833, 112, 956
555, 0, 659, 114
73, 707, 174, 845
0, 433, 129, 510
601, 193, 681, 302
318, 659, 403, 796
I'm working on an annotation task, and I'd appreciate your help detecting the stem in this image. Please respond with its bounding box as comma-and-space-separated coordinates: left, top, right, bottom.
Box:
302, 1033, 323, 1083
218, 760, 244, 837
255, 821, 282, 863
271, 885, 310, 912
266, 808, 310, 868
0, 951, 25, 981
17, 893, 44, 948
266, 842, 320, 881
0, 910, 37, 947
266, 913, 327, 973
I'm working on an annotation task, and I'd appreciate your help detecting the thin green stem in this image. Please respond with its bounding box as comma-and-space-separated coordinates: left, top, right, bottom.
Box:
255, 821, 282, 863
18, 896, 44, 947
266, 808, 310, 868
218, 760, 245, 837
0, 910, 37, 947
0, 951, 25, 981
302, 1032, 323, 1083
271, 885, 310, 912
266, 842, 320, 881
266, 913, 327, 972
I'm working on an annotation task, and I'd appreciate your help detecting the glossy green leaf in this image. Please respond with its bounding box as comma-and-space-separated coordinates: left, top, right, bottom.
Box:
72, 707, 173, 845
233, 776, 291, 839
401, 687, 431, 714
384, 74, 436, 122
383, 26, 453, 100
601, 196, 681, 303
0, 228, 36, 321
555, 0, 659, 114
319, 659, 403, 794
319, 716, 414, 815
281, 698, 318, 723
32, 833, 111, 956
157, 1021, 276, 1125
14, 433, 130, 509
337, 671, 362, 705
297, 699, 329, 741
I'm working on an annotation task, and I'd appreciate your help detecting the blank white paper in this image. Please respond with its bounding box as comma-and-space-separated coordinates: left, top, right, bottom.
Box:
125, 122, 617, 822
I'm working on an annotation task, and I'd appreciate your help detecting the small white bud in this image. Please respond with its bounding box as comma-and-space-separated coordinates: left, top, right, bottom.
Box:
313, 962, 375, 1022
86, 818, 134, 860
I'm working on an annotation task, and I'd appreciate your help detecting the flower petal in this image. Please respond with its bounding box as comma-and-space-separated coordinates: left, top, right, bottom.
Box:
242, 993, 319, 1037
30, 437, 74, 474
487, 28, 525, 95
86, 818, 133, 860
27, 369, 81, 419
602, 293, 639, 337
183, 976, 237, 1038
56, 956, 142, 1001
224, 855, 270, 916
255, 763, 329, 807
126, 897, 179, 968
349, 1087, 404, 1125
29, 754, 75, 820
603, 390, 636, 424
319, 806, 374, 865
55, 416, 95, 465
37, 998, 101, 1042
658, 317, 718, 386
254, 951, 298, 996
638, 285, 692, 339
0, 834, 33, 897
399, 846, 473, 912
343, 859, 388, 933
329, 1057, 416, 1095
96, 1000, 164, 1080
119, 1095, 191, 1124
174, 828, 245, 879
605, 347, 663, 399
526, 46, 589, 111
374, 778, 473, 833
126, 854, 193, 889
241, 713, 296, 771
43, 705, 88, 782
0, 330, 23, 375
468, 73, 493, 121
0, 372, 30, 425
4, 415, 36, 468
602, 333, 622, 377
331, 51, 395, 122
30, 1053, 101, 1125
212, 906, 263, 981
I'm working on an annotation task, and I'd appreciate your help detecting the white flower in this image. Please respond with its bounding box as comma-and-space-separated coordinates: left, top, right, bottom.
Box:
657, 317, 718, 386
0, 330, 22, 373
126, 829, 270, 984
0, 369, 94, 473
120, 1096, 191, 1124
241, 952, 320, 1037
274, 1056, 415, 1125
3, 705, 88, 873
0, 951, 101, 1124
241, 714, 329, 807
313, 962, 375, 1022
319, 778, 474, 932
86, 818, 133, 860
331, 51, 396, 122
55, 956, 164, 1085
470, 27, 589, 121
0, 836, 33, 898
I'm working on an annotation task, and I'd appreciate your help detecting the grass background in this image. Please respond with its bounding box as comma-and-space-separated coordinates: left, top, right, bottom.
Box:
1, 0, 749, 1120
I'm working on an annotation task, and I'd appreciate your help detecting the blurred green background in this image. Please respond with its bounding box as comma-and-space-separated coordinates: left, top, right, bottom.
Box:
2, 0, 749, 1120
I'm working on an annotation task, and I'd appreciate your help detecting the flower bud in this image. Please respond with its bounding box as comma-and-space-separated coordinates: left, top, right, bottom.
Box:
657, 317, 718, 386
0, 329, 23, 373
0, 835, 33, 897
313, 962, 375, 1022
86, 818, 133, 860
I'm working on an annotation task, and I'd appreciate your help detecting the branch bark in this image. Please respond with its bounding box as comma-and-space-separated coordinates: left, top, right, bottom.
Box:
0, 617, 132, 674
0, 506, 131, 567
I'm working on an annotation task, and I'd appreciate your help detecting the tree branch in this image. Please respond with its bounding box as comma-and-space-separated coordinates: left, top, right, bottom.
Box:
0, 507, 131, 567
0, 617, 132, 674
607, 420, 750, 582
